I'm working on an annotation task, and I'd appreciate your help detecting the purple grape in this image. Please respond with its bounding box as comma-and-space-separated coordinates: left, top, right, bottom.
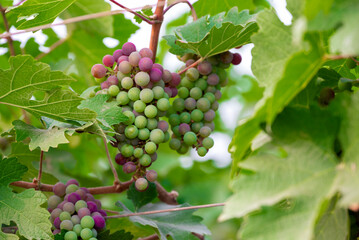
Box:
80, 187, 89, 194
113, 49, 123, 60
85, 193, 95, 202
54, 217, 61, 229
101, 80, 111, 89
129, 51, 142, 66
87, 201, 98, 213
220, 51, 233, 64
123, 162, 137, 174
115, 153, 126, 165
117, 55, 129, 63
91, 64, 107, 78
107, 75, 119, 86
53, 229, 61, 235
91, 212, 102, 217
204, 122, 215, 131
102, 55, 115, 67
98, 210, 107, 217
158, 120, 169, 132
78, 208, 91, 219
185, 59, 195, 67
232, 53, 242, 65
139, 48, 153, 59
67, 193, 81, 204
75, 189, 86, 200
204, 110, 215, 122
144, 81, 154, 89
93, 215, 106, 229
57, 201, 67, 210
122, 42, 136, 56
150, 152, 157, 162
171, 87, 178, 97
207, 73, 220, 85
53, 182, 66, 197
164, 87, 172, 97
162, 70, 172, 83
197, 61, 212, 75
51, 208, 62, 220
150, 68, 162, 82
94, 199, 102, 209
139, 57, 153, 72
169, 73, 181, 87
152, 63, 163, 72
146, 170, 157, 182
63, 202, 75, 214
214, 90, 222, 100
179, 123, 191, 135
184, 98, 196, 111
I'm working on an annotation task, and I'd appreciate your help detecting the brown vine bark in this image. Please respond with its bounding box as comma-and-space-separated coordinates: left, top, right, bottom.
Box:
149, 0, 166, 61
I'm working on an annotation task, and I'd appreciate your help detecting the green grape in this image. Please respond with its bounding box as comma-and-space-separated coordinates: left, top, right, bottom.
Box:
125, 125, 139, 139
65, 231, 77, 240
116, 91, 130, 105
89, 238, 98, 240
199, 126, 212, 137
196, 98, 211, 112
153, 86, 165, 99
191, 109, 204, 122
150, 129, 165, 144
92, 229, 98, 238
157, 98, 170, 111
60, 220, 73, 231
144, 105, 157, 118
183, 132, 197, 146
164, 131, 170, 142
180, 77, 195, 89
197, 147, 208, 157
73, 224, 82, 236
190, 87, 203, 100
140, 89, 154, 103
135, 72, 150, 87
338, 78, 352, 91
71, 215, 80, 225
169, 138, 181, 150
66, 184, 79, 194
128, 87, 140, 101
134, 100, 146, 113
94, 77, 105, 84
48, 195, 62, 209
123, 111, 135, 125
204, 92, 215, 104
172, 98, 185, 112
191, 122, 203, 133
145, 141, 157, 154
108, 85, 120, 96
169, 114, 180, 126
202, 137, 214, 149
153, 80, 165, 88
121, 144, 134, 157
134, 148, 144, 158
117, 71, 126, 81
135, 115, 147, 129
138, 128, 150, 140
177, 144, 189, 154
121, 77, 134, 89
180, 112, 191, 124
172, 126, 181, 137
140, 154, 152, 166
146, 118, 158, 130
81, 228, 93, 240
81, 216, 95, 229
60, 211, 71, 221
195, 78, 208, 91
178, 87, 189, 98
186, 68, 199, 81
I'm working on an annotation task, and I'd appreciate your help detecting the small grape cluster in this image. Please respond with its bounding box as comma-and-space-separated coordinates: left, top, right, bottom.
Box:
47, 179, 106, 240
168, 51, 242, 156
89, 42, 180, 191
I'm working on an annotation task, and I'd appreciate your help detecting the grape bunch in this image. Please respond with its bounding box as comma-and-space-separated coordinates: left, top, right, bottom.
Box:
47, 179, 107, 240
168, 51, 242, 156
89, 42, 180, 191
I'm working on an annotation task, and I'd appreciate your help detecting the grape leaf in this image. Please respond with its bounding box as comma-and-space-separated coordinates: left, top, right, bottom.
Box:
78, 94, 127, 128
0, 156, 53, 240
63, 0, 113, 36
0, 55, 96, 122
113, 14, 140, 46
12, 120, 75, 151
166, 7, 258, 58
134, 6, 153, 24
97, 229, 133, 240
127, 182, 157, 210
324, 59, 356, 80
116, 202, 210, 240
7, 0, 77, 29
24, 38, 41, 57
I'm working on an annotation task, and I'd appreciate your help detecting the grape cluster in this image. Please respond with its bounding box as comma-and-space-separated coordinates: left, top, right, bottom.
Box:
168, 51, 242, 156
90, 42, 180, 191
47, 180, 106, 240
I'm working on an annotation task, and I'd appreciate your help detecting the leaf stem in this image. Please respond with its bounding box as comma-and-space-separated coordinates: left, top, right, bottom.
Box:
105, 202, 225, 219
155, 181, 178, 205
149, 0, 166, 61
102, 136, 120, 185
37, 151, 44, 186
109, 0, 155, 25
163, 0, 197, 21
323, 54, 358, 61
178, 58, 203, 75
0, 4, 15, 56
35, 37, 68, 60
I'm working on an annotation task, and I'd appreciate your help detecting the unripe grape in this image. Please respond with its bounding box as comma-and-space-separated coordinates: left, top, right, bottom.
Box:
144, 81, 154, 89
123, 111, 135, 125
129, 51, 141, 66
138, 57, 153, 72
197, 147, 208, 157
135, 72, 150, 86
162, 70, 172, 83
197, 61, 212, 75
133, 148, 144, 158
130, 137, 139, 146
184, 132, 197, 146
157, 98, 170, 111
133, 100, 146, 113
186, 68, 199, 81
60, 220, 73, 231
75, 200, 87, 212
144, 105, 157, 118
206, 85, 217, 93
93, 215, 106, 229
157, 120, 169, 132
207, 73, 220, 85
181, 77, 195, 88
318, 87, 335, 106
119, 61, 132, 74
197, 98, 211, 112
178, 87, 189, 98
51, 208, 62, 220
140, 89, 154, 103
204, 110, 215, 122
179, 123, 191, 135
66, 184, 79, 194
202, 137, 214, 149
190, 87, 203, 100
204, 92, 215, 104
177, 144, 189, 154
338, 78, 352, 91
146, 119, 158, 130
107, 75, 119, 86
108, 85, 119, 96
146, 170, 157, 182
138, 128, 150, 140
81, 215, 95, 229
169, 114, 180, 126
191, 122, 203, 133
181, 53, 195, 62
150, 129, 165, 144
117, 71, 126, 81
123, 162, 137, 174
63, 202, 75, 214
117, 55, 129, 63
173, 98, 185, 112
152, 86, 164, 99
139, 48, 153, 59
48, 195, 62, 209
81, 228, 93, 240
180, 112, 191, 124
127, 88, 139, 101
184, 98, 196, 111
71, 215, 81, 225
53, 182, 66, 197
122, 42, 136, 55
199, 126, 212, 137
121, 144, 134, 157
232, 53, 242, 65
67, 192, 81, 204
134, 115, 147, 129
195, 79, 208, 91
103, 55, 115, 67
191, 109, 204, 122
78, 207, 91, 219
140, 154, 152, 167
135, 178, 149, 191
211, 101, 219, 111
220, 51, 233, 64
153, 63, 164, 72
91, 64, 107, 78
172, 126, 180, 137
113, 49, 123, 60
121, 77, 134, 89
150, 68, 162, 82
59, 210, 71, 220
171, 87, 178, 97
169, 138, 181, 150
144, 141, 156, 154
116, 91, 130, 105
73, 224, 82, 236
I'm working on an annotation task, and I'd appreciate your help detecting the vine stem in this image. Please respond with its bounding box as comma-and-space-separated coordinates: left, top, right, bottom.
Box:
0, 4, 15, 56
155, 181, 178, 205
109, 0, 154, 25
102, 136, 120, 185
323, 54, 358, 61
163, 0, 197, 20
35, 37, 67, 60
178, 58, 203, 75
149, 0, 166, 61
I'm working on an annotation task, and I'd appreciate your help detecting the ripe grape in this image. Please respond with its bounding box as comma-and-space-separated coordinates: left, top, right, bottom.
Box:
204, 110, 215, 122
153, 63, 164, 72
53, 182, 66, 197
123, 162, 137, 174
211, 101, 219, 111
51, 208, 62, 220
197, 61, 212, 75
146, 170, 157, 182
113, 49, 123, 60
119, 61, 132, 74
162, 70, 172, 83
232, 53, 242, 65
220, 51, 233, 64
117, 55, 129, 63
100, 80, 110, 90
139, 48, 153, 59
135, 178, 148, 191
102, 55, 115, 67
87, 201, 98, 213
179, 123, 190, 135
139, 57, 153, 72
122, 42, 136, 56
91, 64, 107, 78
107, 75, 119, 86
135, 72, 150, 86
157, 120, 169, 132
129, 51, 141, 66
170, 73, 181, 87
67, 192, 81, 204
150, 68, 162, 82
207, 74, 220, 86
93, 215, 106, 229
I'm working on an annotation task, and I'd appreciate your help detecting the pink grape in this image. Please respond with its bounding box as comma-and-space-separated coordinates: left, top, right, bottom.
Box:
91, 64, 107, 78
78, 208, 91, 219
146, 170, 157, 182
220, 51, 233, 64
162, 70, 172, 83
100, 80, 111, 89
107, 75, 119, 86
129, 51, 142, 66
122, 42, 136, 55
164, 87, 172, 97
53, 182, 66, 197
171, 87, 178, 97
117, 55, 129, 63
158, 120, 169, 132
139, 48, 153, 59
139, 57, 153, 72
150, 68, 162, 82
197, 61, 212, 75
185, 59, 195, 67
113, 49, 123, 60
179, 123, 190, 135
102, 55, 115, 67
207, 73, 220, 85
170, 73, 181, 87
152, 63, 163, 72
123, 162, 137, 174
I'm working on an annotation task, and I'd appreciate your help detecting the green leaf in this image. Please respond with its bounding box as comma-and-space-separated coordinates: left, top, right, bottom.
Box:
163, 35, 194, 56
127, 182, 157, 210
0, 55, 96, 122
78, 94, 127, 128
8, 0, 77, 29
134, 6, 153, 24
193, 0, 256, 18
12, 120, 74, 151
24, 38, 41, 57
64, 0, 113, 36
97, 229, 133, 240
0, 156, 53, 240
173, 8, 258, 58
116, 202, 210, 240
113, 14, 140, 46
